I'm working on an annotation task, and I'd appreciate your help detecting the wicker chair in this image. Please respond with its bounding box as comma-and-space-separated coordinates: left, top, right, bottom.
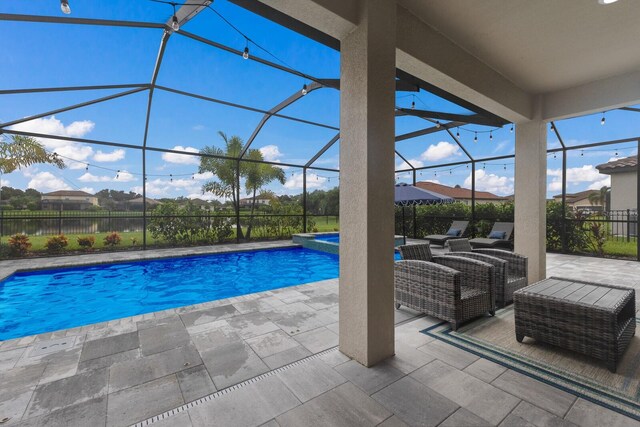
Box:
396, 244, 495, 330
449, 238, 528, 307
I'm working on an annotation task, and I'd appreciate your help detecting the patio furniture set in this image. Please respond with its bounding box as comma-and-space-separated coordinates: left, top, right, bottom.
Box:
395, 221, 636, 372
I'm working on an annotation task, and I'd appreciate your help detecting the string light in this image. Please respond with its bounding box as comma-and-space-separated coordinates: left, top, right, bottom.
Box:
116, 170, 120, 180
170, 4, 179, 31
474, 132, 478, 143
581, 150, 584, 157
504, 164, 507, 170
60, 0, 71, 14
435, 120, 441, 129
601, 112, 606, 126
301, 84, 308, 96
170, 174, 173, 182
456, 128, 460, 138
550, 123, 554, 131
242, 39, 250, 60
411, 100, 415, 110
85, 164, 89, 171
510, 124, 513, 133
489, 131, 493, 141
483, 163, 486, 169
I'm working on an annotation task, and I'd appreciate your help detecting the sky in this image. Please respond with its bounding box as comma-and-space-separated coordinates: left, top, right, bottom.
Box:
1, 0, 639, 201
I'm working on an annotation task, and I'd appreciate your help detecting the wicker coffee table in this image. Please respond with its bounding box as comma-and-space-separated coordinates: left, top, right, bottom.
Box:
514, 277, 635, 372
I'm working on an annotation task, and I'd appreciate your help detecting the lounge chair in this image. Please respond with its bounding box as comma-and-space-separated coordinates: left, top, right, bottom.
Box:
424, 220, 469, 247
396, 244, 495, 330
468, 222, 514, 249
449, 238, 528, 307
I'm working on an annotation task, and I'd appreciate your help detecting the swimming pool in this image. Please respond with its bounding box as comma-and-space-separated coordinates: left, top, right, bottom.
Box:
314, 233, 340, 243
0, 247, 339, 341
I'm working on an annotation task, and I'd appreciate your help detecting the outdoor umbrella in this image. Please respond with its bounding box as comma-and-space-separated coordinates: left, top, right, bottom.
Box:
394, 183, 454, 244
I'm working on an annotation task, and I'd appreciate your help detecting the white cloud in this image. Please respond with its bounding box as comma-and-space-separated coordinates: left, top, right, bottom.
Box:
10, 116, 96, 169
547, 165, 610, 193
114, 171, 136, 182
192, 125, 206, 131
587, 176, 611, 190
464, 170, 514, 196
26, 171, 71, 192
186, 193, 221, 201
259, 145, 283, 162
1, 178, 9, 187
93, 149, 125, 162
284, 172, 327, 190
396, 158, 424, 170
78, 172, 111, 183
79, 187, 95, 194
162, 146, 200, 165
420, 141, 461, 162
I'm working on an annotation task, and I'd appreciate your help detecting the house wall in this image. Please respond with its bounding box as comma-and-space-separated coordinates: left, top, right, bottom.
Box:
610, 171, 637, 211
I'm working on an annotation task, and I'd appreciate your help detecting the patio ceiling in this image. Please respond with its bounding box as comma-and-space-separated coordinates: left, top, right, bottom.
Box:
250, 0, 640, 122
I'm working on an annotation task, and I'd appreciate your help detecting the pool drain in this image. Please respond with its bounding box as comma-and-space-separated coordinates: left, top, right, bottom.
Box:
130, 346, 341, 427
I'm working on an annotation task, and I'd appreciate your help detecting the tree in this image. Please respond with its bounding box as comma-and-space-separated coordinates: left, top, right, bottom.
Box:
0, 135, 65, 173
588, 186, 610, 210
199, 132, 285, 240
242, 149, 285, 238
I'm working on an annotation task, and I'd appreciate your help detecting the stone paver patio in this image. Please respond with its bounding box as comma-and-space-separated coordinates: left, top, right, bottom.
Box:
0, 242, 639, 426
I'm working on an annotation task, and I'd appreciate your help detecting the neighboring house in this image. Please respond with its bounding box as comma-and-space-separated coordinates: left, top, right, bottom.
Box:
41, 190, 98, 211
415, 181, 509, 205
551, 190, 603, 212
597, 155, 637, 212
125, 197, 161, 211
239, 195, 272, 207
597, 155, 637, 236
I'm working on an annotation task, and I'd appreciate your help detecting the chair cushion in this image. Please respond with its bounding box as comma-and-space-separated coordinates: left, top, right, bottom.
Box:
488, 231, 506, 239
460, 286, 486, 300
446, 228, 461, 237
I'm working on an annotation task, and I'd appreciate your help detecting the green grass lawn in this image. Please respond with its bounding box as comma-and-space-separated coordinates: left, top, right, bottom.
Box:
603, 238, 638, 258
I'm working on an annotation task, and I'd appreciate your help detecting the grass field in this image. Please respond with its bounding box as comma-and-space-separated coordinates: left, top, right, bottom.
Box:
603, 238, 638, 258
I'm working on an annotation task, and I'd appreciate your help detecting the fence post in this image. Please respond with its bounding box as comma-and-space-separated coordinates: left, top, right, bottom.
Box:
108, 210, 112, 232
627, 209, 631, 242
303, 167, 307, 233
471, 161, 476, 237
58, 206, 63, 235
561, 147, 568, 253
637, 139, 640, 262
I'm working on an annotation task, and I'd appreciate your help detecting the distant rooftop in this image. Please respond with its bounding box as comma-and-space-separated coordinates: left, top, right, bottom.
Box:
552, 189, 600, 203
43, 190, 94, 197
415, 181, 506, 200
596, 155, 637, 174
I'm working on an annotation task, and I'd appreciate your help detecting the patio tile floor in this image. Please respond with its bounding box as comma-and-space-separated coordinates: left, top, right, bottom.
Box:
0, 242, 639, 426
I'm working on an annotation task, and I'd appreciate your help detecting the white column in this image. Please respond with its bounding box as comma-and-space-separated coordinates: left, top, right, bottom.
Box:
339, 0, 396, 366
515, 114, 547, 283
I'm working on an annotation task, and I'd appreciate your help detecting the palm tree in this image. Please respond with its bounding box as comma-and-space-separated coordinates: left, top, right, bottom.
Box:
0, 135, 65, 242
199, 132, 285, 240
0, 135, 65, 173
589, 186, 610, 211
243, 149, 285, 238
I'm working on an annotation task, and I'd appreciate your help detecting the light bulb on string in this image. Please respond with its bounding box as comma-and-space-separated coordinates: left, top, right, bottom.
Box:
483, 163, 486, 170
550, 123, 554, 131
85, 164, 89, 171
474, 132, 478, 143
192, 174, 195, 180
581, 150, 584, 157
489, 131, 493, 141
449, 169, 452, 175
411, 100, 415, 110
301, 84, 308, 96
504, 164, 507, 170
456, 128, 460, 138
116, 170, 120, 180
170, 174, 173, 183
510, 124, 513, 133
242, 40, 250, 60
435, 120, 441, 129
60, 0, 71, 14
170, 4, 179, 31
601, 112, 606, 126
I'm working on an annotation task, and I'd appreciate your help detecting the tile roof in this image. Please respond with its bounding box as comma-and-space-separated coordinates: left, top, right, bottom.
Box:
596, 155, 637, 174
552, 190, 600, 203
42, 190, 95, 197
415, 181, 506, 200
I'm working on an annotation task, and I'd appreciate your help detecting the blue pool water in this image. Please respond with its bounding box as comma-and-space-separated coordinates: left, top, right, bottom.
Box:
315, 233, 340, 243
0, 247, 339, 341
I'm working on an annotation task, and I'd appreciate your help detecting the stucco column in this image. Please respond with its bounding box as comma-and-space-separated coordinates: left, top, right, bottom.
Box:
339, 0, 396, 366
515, 117, 547, 283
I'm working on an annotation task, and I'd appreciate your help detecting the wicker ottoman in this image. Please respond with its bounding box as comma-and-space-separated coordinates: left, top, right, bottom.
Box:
514, 277, 635, 373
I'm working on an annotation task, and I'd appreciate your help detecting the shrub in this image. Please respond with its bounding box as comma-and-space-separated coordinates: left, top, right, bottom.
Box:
77, 235, 96, 251
45, 234, 69, 253
148, 202, 233, 245
8, 233, 31, 256
104, 232, 122, 247
131, 237, 138, 247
